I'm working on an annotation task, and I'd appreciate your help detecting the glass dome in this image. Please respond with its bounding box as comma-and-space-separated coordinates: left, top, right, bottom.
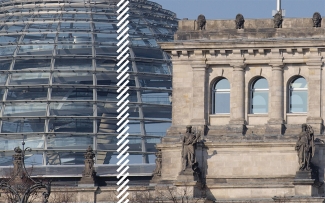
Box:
0, 0, 177, 166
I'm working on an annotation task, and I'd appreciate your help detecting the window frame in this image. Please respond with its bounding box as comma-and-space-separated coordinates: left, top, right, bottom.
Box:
289, 77, 308, 113
212, 78, 230, 114
250, 77, 269, 114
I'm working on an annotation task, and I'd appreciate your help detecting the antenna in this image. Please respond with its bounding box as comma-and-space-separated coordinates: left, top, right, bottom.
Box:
272, 0, 285, 17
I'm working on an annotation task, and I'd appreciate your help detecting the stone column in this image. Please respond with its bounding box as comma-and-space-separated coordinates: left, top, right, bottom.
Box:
190, 64, 208, 132
266, 63, 284, 135
229, 63, 246, 134
306, 60, 323, 134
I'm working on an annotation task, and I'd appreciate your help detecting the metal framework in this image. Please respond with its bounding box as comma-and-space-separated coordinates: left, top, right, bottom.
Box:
0, 0, 177, 167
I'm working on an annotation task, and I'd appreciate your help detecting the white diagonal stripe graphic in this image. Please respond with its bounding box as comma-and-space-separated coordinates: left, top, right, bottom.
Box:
116, 0, 129, 202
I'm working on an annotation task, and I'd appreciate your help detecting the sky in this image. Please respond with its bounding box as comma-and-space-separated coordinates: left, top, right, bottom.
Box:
151, 0, 325, 20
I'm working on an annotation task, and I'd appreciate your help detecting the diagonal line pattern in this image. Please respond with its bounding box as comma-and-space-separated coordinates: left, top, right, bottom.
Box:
116, 0, 129, 202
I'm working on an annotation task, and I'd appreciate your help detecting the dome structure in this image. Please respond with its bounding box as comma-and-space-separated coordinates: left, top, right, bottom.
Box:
0, 0, 177, 166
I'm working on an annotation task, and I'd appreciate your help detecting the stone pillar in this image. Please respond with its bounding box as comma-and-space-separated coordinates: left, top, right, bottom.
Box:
229, 63, 246, 134
306, 61, 323, 134
190, 64, 208, 132
266, 63, 284, 135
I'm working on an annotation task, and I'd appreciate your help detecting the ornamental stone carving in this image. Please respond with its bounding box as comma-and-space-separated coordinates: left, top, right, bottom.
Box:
235, 13, 245, 29
273, 12, 283, 28
312, 12, 322, 27
295, 124, 315, 171
197, 14, 206, 30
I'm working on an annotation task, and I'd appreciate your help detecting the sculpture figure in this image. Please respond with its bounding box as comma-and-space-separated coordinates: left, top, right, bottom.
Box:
235, 14, 245, 29
83, 146, 96, 177
197, 14, 206, 30
181, 125, 201, 171
295, 124, 315, 171
153, 150, 162, 176
273, 12, 283, 28
312, 12, 322, 27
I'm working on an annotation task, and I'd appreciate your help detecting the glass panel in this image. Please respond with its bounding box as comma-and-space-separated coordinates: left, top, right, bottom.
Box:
97, 73, 118, 86
252, 91, 268, 113
214, 92, 230, 113
290, 91, 307, 113
0, 46, 17, 55
46, 152, 85, 165
52, 72, 93, 85
215, 79, 230, 89
49, 118, 93, 133
142, 105, 171, 119
0, 151, 43, 166
109, 154, 143, 164
95, 45, 117, 56
133, 47, 163, 59
47, 134, 93, 149
1, 119, 45, 133
96, 88, 119, 101
10, 72, 50, 85
0, 74, 8, 85
3, 103, 47, 116
136, 62, 171, 74
57, 45, 92, 55
94, 33, 118, 43
13, 59, 51, 70
54, 58, 92, 70
7, 88, 48, 100
135, 75, 171, 88
145, 122, 170, 137
18, 45, 54, 55
93, 23, 114, 31
253, 78, 268, 89
49, 102, 93, 116
142, 92, 170, 104
0, 35, 20, 44
291, 77, 307, 88
96, 59, 117, 71
51, 88, 93, 100
0, 60, 12, 70
0, 134, 44, 149
97, 103, 118, 117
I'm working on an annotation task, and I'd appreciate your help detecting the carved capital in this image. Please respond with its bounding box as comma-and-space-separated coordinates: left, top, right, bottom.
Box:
230, 63, 246, 71
269, 63, 284, 71
306, 59, 323, 67
191, 64, 207, 70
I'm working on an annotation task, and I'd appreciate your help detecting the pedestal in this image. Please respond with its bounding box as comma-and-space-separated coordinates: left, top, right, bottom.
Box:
293, 171, 317, 196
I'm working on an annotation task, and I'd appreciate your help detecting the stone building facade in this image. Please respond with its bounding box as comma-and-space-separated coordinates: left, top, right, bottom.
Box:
157, 16, 325, 202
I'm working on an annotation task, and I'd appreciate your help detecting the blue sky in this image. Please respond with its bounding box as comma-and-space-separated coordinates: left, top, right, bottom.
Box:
152, 0, 325, 20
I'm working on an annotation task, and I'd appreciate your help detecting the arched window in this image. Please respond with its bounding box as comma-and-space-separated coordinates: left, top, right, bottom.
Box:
251, 78, 268, 113
289, 77, 307, 113
213, 78, 230, 114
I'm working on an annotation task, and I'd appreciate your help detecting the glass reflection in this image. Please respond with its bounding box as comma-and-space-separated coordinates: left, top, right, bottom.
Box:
7, 88, 48, 100
1, 119, 45, 133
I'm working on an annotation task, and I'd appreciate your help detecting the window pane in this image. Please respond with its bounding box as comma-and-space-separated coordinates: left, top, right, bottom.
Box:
253, 78, 268, 89
252, 91, 268, 113
3, 103, 47, 116
291, 78, 307, 88
291, 91, 307, 112
215, 79, 230, 89
214, 92, 230, 113
7, 88, 48, 100
1, 119, 45, 133
47, 134, 93, 149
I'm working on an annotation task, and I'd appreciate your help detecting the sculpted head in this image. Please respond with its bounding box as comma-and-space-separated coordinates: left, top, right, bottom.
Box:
186, 125, 192, 133
312, 12, 322, 27
302, 123, 308, 131
273, 12, 283, 28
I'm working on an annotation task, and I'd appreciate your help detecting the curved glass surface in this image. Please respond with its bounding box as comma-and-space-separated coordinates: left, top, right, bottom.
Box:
0, 0, 177, 166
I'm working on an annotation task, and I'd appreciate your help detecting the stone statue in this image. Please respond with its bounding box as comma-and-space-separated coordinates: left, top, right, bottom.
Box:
273, 12, 283, 28
197, 14, 206, 30
312, 12, 322, 27
82, 146, 96, 177
13, 147, 23, 176
295, 124, 315, 171
235, 14, 245, 29
153, 150, 162, 176
181, 125, 201, 171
